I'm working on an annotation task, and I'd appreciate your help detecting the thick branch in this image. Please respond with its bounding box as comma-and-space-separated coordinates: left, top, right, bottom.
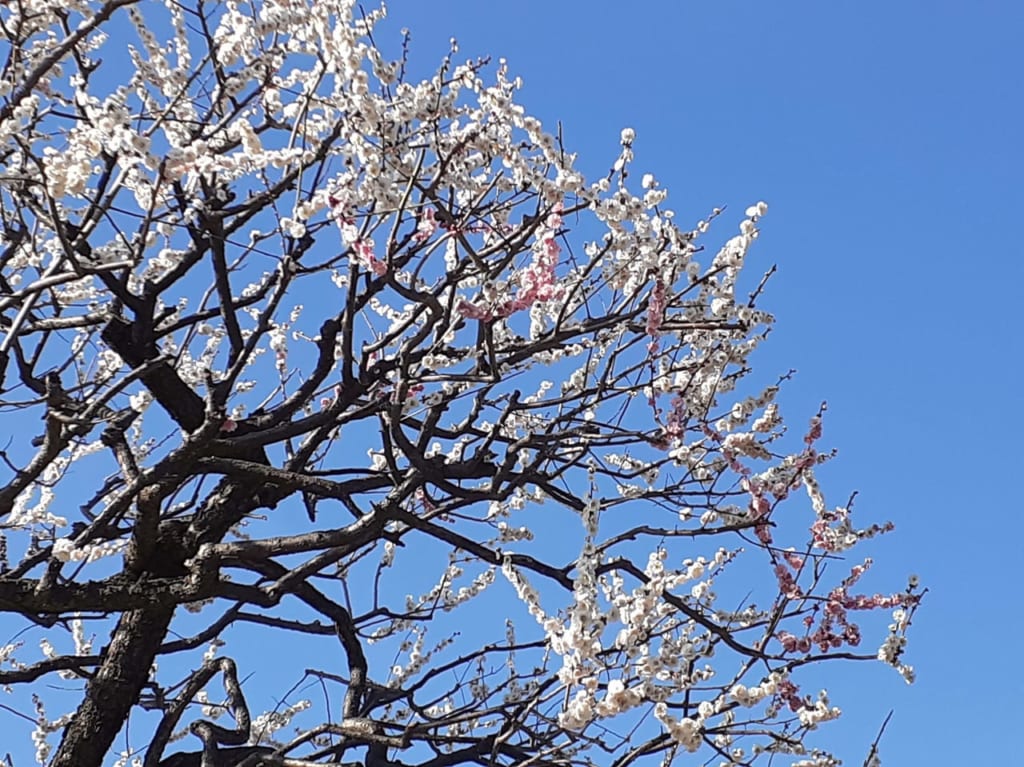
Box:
102, 316, 206, 432
51, 604, 176, 767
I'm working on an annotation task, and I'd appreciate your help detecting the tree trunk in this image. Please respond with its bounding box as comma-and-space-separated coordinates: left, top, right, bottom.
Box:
51, 605, 175, 767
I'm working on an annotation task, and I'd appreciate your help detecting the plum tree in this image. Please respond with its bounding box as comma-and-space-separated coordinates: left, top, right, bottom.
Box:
0, 2, 921, 766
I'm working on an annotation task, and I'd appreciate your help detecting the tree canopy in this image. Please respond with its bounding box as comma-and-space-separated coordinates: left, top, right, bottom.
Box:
0, 2, 921, 766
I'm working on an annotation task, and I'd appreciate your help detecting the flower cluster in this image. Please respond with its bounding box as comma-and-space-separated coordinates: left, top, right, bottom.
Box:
456, 206, 565, 334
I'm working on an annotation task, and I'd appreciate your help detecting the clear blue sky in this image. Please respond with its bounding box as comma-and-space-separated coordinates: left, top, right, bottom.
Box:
375, 1, 1022, 764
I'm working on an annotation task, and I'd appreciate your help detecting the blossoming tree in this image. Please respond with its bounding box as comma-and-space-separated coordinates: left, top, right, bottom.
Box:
0, 2, 922, 766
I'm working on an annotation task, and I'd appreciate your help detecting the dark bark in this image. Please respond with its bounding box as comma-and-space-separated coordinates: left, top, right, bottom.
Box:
51, 604, 176, 767
102, 316, 206, 433
156, 746, 274, 767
